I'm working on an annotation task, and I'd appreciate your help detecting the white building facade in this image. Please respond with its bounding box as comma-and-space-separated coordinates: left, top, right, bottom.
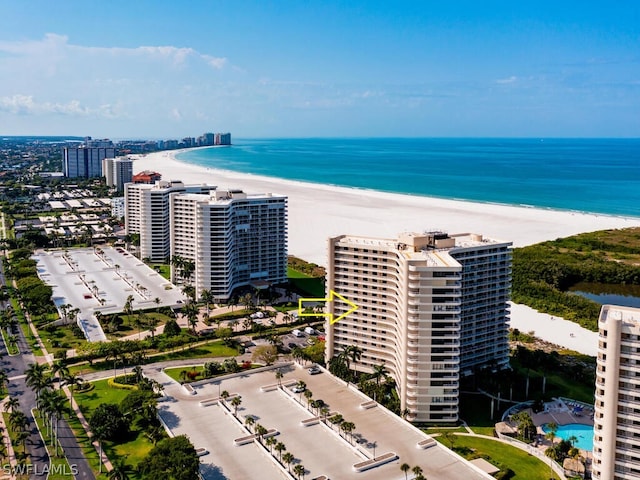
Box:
124, 181, 215, 262
593, 305, 640, 480
170, 189, 287, 300
325, 231, 511, 422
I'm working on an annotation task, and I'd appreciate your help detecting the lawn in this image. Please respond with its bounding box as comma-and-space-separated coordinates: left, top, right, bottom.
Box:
75, 378, 154, 478
148, 263, 170, 280
287, 268, 325, 297
438, 435, 561, 480
68, 339, 239, 376
163, 363, 258, 383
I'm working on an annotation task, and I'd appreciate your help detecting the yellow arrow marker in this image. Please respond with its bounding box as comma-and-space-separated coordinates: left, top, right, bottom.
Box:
298, 290, 358, 325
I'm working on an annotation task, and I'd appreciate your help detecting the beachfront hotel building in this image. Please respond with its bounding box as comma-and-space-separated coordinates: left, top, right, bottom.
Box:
169, 189, 287, 301
593, 305, 640, 480
325, 231, 511, 422
124, 181, 216, 262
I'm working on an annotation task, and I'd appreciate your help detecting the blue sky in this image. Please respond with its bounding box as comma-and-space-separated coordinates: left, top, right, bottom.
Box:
0, 1, 638, 138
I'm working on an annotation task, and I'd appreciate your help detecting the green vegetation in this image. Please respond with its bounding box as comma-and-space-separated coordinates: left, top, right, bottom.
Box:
78, 377, 165, 477
288, 256, 326, 277
138, 435, 199, 480
164, 358, 254, 383
210, 308, 255, 321
69, 339, 239, 376
148, 263, 171, 280
437, 435, 561, 480
512, 227, 640, 331
62, 401, 108, 479
287, 268, 325, 297
33, 409, 75, 480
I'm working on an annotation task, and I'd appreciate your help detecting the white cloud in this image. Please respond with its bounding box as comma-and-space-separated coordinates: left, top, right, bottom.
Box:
496, 76, 518, 84
1, 94, 81, 115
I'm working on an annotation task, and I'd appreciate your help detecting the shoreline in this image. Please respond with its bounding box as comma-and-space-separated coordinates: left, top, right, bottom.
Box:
175, 146, 640, 221
132, 148, 639, 356
134, 148, 640, 266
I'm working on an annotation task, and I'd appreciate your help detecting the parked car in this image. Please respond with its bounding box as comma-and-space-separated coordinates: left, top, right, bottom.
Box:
308, 366, 321, 375
292, 385, 306, 393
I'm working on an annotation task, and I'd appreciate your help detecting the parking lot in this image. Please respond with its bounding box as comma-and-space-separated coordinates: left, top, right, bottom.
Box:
33, 247, 186, 341
148, 364, 493, 480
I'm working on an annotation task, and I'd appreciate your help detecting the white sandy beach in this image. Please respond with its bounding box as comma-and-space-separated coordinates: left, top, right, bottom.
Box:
132, 148, 639, 355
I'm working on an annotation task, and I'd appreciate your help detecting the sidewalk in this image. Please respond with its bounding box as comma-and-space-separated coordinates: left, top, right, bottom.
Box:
0, 398, 19, 478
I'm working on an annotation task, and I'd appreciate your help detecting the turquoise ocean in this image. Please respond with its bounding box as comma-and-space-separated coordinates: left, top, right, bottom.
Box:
176, 138, 640, 218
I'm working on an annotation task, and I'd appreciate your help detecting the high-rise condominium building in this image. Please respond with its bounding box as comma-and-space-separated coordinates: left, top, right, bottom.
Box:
593, 305, 640, 480
124, 181, 216, 262
170, 189, 287, 300
325, 231, 511, 422
63, 146, 116, 178
103, 157, 133, 192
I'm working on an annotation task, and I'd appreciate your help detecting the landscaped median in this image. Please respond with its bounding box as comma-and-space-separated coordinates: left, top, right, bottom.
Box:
32, 408, 77, 480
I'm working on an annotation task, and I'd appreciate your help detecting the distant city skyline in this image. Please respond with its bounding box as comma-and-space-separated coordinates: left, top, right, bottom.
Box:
0, 1, 638, 138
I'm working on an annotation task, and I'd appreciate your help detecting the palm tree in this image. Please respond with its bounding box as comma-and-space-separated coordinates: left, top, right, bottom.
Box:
184, 303, 199, 334
230, 395, 242, 416
265, 436, 276, 454
275, 441, 286, 462
282, 452, 294, 473
546, 422, 558, 444
349, 345, 363, 374
4, 396, 19, 413
372, 362, 389, 386
25, 363, 50, 407
200, 289, 213, 317
304, 389, 313, 408
275, 369, 283, 387
0, 370, 8, 395
400, 462, 411, 479
294, 464, 305, 479
220, 390, 229, 402
254, 424, 268, 444
245, 415, 255, 432
108, 459, 132, 480
412, 465, 423, 478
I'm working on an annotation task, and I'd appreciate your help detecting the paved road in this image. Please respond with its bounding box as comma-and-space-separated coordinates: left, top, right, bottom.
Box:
0, 256, 95, 480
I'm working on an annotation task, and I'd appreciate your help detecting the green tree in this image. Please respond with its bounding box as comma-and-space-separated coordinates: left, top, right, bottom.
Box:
251, 344, 278, 365
400, 462, 410, 479
89, 403, 129, 441
282, 452, 294, 473
108, 459, 132, 480
139, 435, 200, 480
163, 318, 181, 337
294, 464, 305, 479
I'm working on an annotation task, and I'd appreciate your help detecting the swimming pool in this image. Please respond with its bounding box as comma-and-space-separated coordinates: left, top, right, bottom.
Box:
542, 423, 593, 451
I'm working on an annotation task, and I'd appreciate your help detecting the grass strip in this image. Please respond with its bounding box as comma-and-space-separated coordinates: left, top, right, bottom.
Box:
32, 409, 75, 480
436, 434, 561, 480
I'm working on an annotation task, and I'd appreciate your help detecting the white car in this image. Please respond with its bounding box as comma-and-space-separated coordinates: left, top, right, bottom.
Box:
292, 385, 306, 393
308, 366, 321, 375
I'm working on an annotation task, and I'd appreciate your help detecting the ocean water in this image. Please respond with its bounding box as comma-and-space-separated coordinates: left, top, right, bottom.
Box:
177, 138, 640, 217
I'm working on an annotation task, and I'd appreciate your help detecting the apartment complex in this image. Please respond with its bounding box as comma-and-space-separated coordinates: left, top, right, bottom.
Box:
102, 157, 133, 192
63, 145, 116, 178
170, 189, 287, 300
593, 305, 640, 480
124, 181, 215, 262
325, 231, 511, 422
